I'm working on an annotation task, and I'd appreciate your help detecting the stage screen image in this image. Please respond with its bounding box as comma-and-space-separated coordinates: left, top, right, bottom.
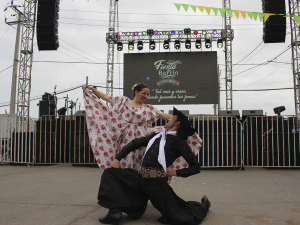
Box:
124, 52, 218, 105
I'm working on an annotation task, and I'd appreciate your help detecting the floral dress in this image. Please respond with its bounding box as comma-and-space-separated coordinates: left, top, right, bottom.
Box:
83, 89, 202, 176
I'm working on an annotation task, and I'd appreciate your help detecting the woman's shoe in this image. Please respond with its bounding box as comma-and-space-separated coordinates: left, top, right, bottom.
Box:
201, 195, 211, 210
99, 208, 122, 225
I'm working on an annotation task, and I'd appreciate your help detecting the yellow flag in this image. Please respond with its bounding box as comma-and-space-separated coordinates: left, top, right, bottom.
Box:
264, 13, 276, 22
233, 10, 240, 19
197, 6, 204, 13
204, 7, 211, 15
240, 11, 247, 19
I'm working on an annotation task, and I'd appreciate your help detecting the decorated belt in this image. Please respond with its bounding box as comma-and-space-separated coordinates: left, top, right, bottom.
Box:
139, 166, 167, 178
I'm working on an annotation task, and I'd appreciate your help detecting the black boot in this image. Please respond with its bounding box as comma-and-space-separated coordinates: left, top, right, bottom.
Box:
99, 208, 122, 225
201, 195, 211, 210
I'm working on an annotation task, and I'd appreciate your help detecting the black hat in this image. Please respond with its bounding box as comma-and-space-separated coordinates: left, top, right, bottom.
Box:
173, 107, 196, 136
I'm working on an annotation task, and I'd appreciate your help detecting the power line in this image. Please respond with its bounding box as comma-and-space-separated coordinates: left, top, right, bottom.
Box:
0, 65, 13, 74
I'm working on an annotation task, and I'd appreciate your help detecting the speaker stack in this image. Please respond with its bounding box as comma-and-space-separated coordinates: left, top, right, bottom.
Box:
262, 0, 286, 43
36, 0, 60, 50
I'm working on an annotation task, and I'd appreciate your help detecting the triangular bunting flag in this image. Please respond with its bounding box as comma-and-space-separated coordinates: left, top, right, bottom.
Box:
264, 13, 276, 22
197, 6, 204, 13
240, 10, 247, 19
190, 5, 197, 13
283, 15, 293, 17
226, 9, 233, 17
174, 3, 182, 11
182, 4, 190, 12
233, 10, 239, 19
212, 7, 219, 16
252, 12, 258, 21
258, 12, 265, 22
247, 11, 253, 19
204, 7, 211, 15
219, 8, 226, 17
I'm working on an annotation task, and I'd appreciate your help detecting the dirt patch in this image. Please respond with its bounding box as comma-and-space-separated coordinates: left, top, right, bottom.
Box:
285, 220, 299, 225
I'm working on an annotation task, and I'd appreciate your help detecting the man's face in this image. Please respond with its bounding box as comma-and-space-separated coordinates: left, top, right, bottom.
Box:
164, 115, 179, 130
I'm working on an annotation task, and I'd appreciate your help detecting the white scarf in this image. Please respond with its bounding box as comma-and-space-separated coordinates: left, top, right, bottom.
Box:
143, 130, 177, 172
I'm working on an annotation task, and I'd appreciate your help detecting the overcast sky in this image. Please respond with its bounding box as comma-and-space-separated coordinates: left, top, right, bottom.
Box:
0, 0, 295, 118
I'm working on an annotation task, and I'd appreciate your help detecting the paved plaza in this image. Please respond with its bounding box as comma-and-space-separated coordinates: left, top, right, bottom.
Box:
0, 164, 300, 225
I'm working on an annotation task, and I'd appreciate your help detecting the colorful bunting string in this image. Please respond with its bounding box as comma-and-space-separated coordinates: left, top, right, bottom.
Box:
174, 3, 300, 24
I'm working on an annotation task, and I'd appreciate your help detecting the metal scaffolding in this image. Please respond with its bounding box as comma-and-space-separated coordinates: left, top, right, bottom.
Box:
16, 0, 37, 122
289, 0, 300, 119
106, 0, 118, 98
223, 0, 234, 110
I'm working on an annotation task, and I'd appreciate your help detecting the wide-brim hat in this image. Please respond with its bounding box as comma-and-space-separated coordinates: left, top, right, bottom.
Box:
173, 107, 196, 136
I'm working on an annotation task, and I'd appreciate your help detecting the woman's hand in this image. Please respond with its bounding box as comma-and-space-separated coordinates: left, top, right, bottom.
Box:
167, 167, 176, 177
111, 159, 121, 169
82, 84, 92, 92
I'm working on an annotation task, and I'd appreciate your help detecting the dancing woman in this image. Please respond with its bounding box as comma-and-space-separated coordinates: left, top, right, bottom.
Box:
82, 83, 202, 177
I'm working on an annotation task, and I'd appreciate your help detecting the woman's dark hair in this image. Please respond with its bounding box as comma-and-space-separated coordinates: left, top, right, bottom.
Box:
132, 83, 150, 98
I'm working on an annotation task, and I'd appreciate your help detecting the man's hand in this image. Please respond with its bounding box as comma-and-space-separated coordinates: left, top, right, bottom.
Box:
167, 167, 176, 177
111, 159, 121, 169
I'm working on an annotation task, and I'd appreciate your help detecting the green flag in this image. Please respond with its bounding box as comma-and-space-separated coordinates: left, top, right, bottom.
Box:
226, 9, 233, 17
174, 3, 182, 11
252, 12, 258, 21
258, 12, 265, 22
190, 5, 197, 13
211, 7, 219, 16
182, 4, 190, 12
247, 11, 253, 19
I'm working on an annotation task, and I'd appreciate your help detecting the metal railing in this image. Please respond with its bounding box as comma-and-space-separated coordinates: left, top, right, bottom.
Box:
1, 115, 299, 168
0, 114, 35, 164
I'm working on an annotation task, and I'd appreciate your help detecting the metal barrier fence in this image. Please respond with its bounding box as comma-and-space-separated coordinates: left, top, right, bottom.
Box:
0, 114, 35, 164
1, 115, 299, 167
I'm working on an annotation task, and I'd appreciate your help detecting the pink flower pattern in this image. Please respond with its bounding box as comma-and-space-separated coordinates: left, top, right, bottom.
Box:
83, 90, 202, 183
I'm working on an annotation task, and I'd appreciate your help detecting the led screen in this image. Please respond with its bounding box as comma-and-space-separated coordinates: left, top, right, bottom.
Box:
124, 52, 218, 105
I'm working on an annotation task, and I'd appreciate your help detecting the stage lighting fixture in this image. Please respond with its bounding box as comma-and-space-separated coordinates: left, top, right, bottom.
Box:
128, 41, 134, 50
137, 41, 143, 50
213, 30, 218, 35
163, 40, 169, 49
184, 28, 191, 35
126, 32, 131, 36
205, 39, 211, 48
162, 31, 167, 35
194, 31, 198, 35
150, 40, 155, 50
195, 40, 201, 49
147, 29, 154, 36
202, 30, 207, 35
134, 32, 139, 36
118, 31, 123, 36
154, 30, 158, 35
142, 31, 147, 35
171, 30, 176, 35
174, 40, 180, 50
178, 31, 183, 35
185, 40, 191, 49
217, 39, 223, 48
117, 42, 123, 51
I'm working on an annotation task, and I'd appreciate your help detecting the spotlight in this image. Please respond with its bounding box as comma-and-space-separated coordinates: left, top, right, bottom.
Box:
137, 41, 143, 50
195, 39, 201, 49
202, 30, 207, 35
134, 32, 139, 36
174, 40, 180, 50
147, 29, 154, 36
163, 40, 169, 49
184, 28, 191, 35
117, 42, 123, 51
128, 41, 134, 51
171, 30, 176, 35
185, 40, 191, 49
150, 40, 155, 50
118, 31, 123, 36
217, 39, 223, 48
205, 39, 211, 48
213, 30, 218, 35
194, 31, 198, 35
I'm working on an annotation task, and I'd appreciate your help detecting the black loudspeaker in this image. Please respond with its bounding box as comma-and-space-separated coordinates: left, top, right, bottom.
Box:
39, 100, 56, 117
262, 0, 286, 43
37, 0, 60, 50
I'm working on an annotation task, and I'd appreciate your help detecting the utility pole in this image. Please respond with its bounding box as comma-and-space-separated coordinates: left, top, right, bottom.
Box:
5, 3, 23, 114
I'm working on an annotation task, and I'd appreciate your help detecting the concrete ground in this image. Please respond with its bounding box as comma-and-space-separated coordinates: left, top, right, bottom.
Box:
0, 164, 300, 225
